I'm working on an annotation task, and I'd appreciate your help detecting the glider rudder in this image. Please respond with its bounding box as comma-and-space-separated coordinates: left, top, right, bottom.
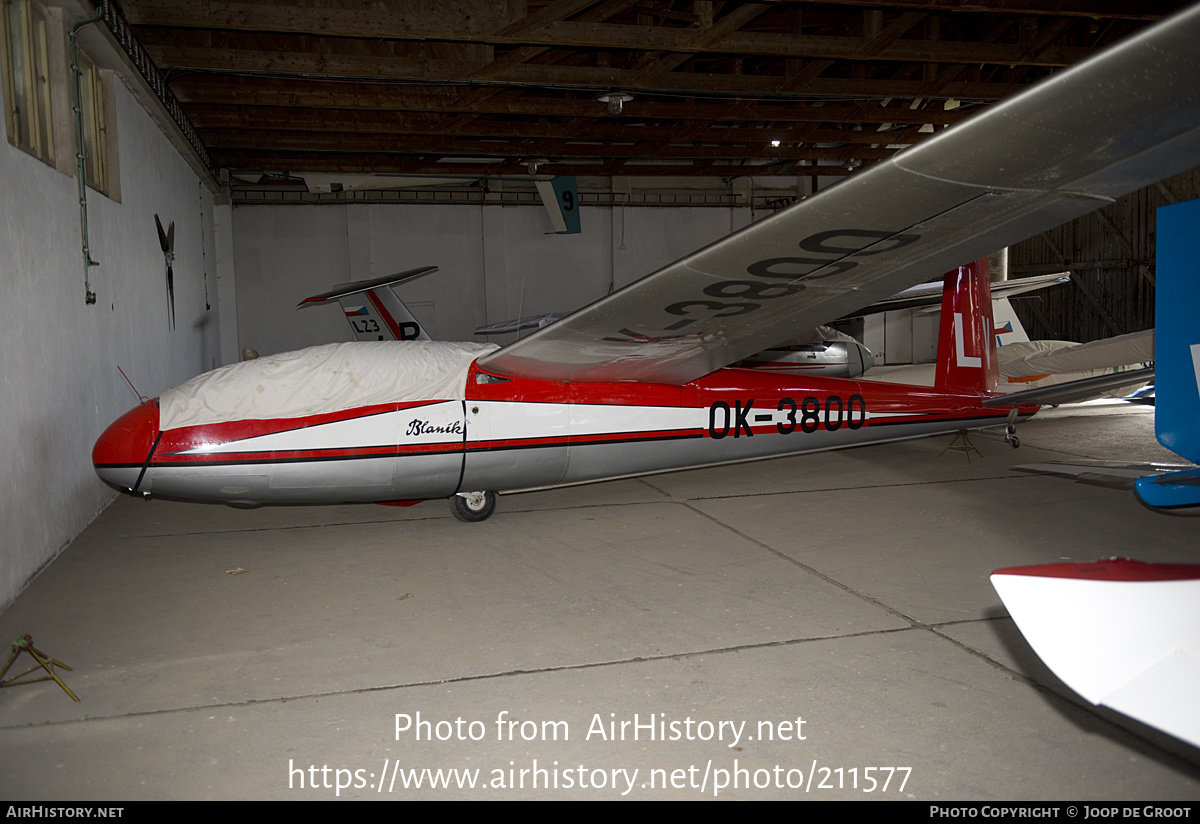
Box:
934, 258, 998, 394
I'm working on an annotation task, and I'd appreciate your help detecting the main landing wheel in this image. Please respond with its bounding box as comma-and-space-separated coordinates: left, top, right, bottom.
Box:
450, 490, 496, 523
1004, 424, 1020, 449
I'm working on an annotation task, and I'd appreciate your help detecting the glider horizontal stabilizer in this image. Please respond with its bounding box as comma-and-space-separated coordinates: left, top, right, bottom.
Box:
982, 367, 1155, 407
297, 266, 439, 307
854, 272, 1070, 318
1012, 461, 1194, 491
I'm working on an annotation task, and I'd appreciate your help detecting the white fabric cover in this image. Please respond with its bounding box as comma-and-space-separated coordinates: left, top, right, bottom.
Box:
999, 330, 1154, 378
160, 341, 498, 431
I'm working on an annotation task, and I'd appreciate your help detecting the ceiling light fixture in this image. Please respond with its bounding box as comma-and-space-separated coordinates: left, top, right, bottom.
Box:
597, 91, 634, 116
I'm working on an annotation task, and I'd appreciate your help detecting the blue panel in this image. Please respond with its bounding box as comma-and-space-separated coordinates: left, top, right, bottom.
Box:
551, 175, 581, 234
1155, 198, 1200, 463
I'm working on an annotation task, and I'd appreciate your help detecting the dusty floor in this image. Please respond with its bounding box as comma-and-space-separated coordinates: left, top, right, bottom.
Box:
1, 401, 1198, 800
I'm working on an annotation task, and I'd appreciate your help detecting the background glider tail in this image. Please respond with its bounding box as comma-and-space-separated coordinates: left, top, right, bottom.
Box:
340, 286, 429, 342
297, 267, 438, 342
991, 296, 1031, 349
934, 258, 998, 395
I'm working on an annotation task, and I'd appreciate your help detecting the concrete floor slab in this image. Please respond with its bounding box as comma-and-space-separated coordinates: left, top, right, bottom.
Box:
2, 631, 1196, 800
940, 618, 1200, 766
689, 471, 1197, 624
0, 500, 903, 726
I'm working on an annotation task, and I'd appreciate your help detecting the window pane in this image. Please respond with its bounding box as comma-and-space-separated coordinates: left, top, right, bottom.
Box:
31, 6, 49, 161
2, 0, 51, 161
78, 54, 105, 190
5, 0, 32, 149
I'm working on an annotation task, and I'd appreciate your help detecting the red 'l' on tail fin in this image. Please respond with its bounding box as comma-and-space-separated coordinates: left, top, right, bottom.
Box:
934, 258, 998, 394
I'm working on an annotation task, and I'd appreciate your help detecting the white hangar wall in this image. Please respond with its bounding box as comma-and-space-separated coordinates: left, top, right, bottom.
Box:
0, 75, 219, 610
230, 202, 745, 355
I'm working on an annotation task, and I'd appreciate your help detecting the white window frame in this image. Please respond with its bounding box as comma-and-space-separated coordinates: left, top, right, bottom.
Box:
1, 0, 54, 164
2, 1, 120, 198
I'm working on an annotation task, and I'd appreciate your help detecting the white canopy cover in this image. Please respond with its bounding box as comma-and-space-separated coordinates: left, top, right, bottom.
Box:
159, 341, 498, 431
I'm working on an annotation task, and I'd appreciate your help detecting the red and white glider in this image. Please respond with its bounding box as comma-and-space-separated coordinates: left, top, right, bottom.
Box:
93, 5, 1200, 520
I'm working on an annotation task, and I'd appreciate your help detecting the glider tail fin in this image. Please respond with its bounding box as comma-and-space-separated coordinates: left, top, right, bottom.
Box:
297, 267, 437, 342
339, 287, 430, 342
991, 296, 1031, 349
934, 258, 998, 394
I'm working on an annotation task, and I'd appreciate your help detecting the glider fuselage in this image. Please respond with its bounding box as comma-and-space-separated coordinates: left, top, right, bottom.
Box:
93, 362, 1025, 507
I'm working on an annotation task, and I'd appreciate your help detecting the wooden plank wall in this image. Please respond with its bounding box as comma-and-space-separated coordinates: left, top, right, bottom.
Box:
1008, 166, 1200, 343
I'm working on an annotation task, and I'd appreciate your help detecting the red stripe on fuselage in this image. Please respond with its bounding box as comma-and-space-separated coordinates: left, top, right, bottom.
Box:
142, 362, 1031, 471
155, 400, 442, 456
465, 428, 702, 454
149, 441, 463, 467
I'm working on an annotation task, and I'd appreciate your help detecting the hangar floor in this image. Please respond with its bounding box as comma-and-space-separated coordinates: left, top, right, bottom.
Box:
2, 401, 1199, 800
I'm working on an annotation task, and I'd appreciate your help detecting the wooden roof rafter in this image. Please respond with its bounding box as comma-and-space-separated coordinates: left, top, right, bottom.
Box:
114, 0, 1192, 178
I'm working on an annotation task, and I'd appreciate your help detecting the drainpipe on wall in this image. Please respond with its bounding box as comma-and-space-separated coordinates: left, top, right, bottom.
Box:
69, 6, 102, 305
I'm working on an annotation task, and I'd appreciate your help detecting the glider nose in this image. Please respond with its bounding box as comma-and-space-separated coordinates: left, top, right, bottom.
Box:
92, 400, 160, 494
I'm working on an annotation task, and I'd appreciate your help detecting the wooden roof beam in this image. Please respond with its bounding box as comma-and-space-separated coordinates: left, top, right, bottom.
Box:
127, 3, 1107, 68
186, 105, 914, 147
198, 128, 898, 161
802, 0, 1174, 22
171, 76, 975, 125
150, 47, 1029, 101
208, 150, 857, 177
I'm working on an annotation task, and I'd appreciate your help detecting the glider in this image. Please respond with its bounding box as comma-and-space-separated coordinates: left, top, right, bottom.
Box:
93, 4, 1200, 521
